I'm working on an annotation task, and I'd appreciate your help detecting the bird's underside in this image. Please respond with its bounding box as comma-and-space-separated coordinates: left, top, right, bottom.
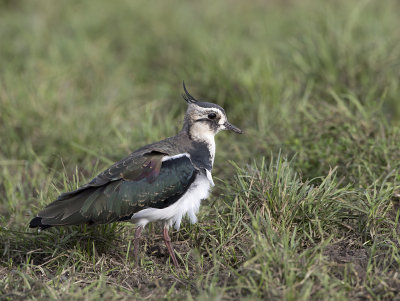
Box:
30, 152, 197, 229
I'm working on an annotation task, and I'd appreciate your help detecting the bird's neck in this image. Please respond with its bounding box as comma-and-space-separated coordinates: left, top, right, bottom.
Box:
190, 125, 215, 156
178, 127, 216, 171
192, 134, 215, 167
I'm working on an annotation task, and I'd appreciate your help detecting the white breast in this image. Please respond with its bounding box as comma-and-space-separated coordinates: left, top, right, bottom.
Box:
131, 171, 214, 230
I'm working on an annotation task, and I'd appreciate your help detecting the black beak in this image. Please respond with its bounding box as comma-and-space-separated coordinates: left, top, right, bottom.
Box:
224, 121, 243, 134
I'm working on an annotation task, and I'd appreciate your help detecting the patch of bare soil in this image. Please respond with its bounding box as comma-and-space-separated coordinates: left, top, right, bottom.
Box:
324, 240, 369, 283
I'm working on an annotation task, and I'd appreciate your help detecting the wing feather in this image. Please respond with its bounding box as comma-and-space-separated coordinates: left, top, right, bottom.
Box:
32, 154, 197, 228
56, 151, 166, 201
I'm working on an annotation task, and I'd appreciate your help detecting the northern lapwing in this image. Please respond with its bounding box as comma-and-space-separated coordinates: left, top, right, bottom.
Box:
30, 82, 242, 268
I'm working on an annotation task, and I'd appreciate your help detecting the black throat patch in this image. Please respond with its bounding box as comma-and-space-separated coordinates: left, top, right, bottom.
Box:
188, 141, 213, 171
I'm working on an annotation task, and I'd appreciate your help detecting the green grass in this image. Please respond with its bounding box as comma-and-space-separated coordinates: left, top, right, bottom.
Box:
1, 0, 400, 299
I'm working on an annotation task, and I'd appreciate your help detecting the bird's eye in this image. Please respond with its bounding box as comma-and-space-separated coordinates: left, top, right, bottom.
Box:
208, 113, 217, 120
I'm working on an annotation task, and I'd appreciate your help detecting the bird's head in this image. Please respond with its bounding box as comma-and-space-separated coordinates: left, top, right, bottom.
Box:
181, 81, 242, 141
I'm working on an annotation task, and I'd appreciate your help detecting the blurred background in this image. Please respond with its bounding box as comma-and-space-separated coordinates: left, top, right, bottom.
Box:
1, 0, 400, 298
1, 0, 399, 178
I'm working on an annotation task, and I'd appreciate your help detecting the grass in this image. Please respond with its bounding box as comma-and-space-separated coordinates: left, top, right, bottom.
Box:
1, 0, 400, 299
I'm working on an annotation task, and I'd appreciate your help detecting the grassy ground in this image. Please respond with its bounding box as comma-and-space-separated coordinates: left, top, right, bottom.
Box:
1, 0, 400, 299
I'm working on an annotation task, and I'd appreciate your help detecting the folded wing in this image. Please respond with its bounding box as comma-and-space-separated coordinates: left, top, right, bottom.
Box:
30, 153, 197, 228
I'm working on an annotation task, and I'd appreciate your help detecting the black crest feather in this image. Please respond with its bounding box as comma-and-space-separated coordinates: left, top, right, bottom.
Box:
182, 81, 198, 104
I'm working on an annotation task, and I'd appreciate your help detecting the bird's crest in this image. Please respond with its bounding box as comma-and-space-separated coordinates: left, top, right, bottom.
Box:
182, 81, 198, 104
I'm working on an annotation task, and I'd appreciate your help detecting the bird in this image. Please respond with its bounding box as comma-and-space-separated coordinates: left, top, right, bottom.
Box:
29, 81, 242, 268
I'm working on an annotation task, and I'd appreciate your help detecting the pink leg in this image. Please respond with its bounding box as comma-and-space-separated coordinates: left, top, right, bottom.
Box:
133, 226, 143, 264
163, 226, 179, 268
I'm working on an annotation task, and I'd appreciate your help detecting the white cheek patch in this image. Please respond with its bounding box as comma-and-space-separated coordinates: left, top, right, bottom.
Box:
195, 107, 227, 126
192, 122, 215, 138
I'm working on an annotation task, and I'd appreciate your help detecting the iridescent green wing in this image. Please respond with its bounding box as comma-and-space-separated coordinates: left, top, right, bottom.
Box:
56, 151, 166, 202
33, 153, 197, 227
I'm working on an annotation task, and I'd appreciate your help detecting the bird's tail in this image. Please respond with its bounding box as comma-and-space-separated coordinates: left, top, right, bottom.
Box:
29, 187, 101, 230
29, 181, 130, 230
29, 217, 52, 230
